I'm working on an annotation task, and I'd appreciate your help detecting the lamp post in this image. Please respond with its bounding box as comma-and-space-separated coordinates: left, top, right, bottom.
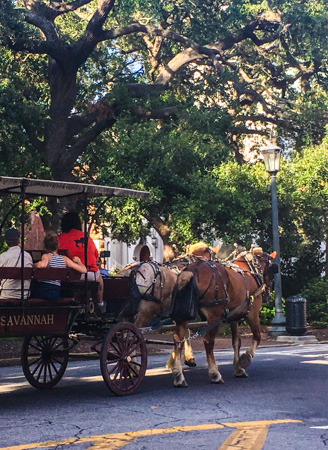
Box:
261, 143, 286, 336
151, 235, 158, 248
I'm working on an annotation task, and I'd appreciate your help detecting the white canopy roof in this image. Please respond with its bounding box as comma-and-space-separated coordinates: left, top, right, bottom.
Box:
0, 176, 149, 200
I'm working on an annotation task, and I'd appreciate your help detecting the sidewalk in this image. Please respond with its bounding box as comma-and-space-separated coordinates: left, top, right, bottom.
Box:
1, 325, 324, 367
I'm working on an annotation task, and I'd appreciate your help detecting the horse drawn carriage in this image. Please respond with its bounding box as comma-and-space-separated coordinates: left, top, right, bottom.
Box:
0, 176, 279, 396
0, 176, 149, 396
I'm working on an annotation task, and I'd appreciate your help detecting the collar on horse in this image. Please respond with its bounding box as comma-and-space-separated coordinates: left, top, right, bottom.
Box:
130, 261, 162, 304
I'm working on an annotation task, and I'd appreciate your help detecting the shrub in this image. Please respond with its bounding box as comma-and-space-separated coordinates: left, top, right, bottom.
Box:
300, 278, 328, 328
260, 291, 286, 325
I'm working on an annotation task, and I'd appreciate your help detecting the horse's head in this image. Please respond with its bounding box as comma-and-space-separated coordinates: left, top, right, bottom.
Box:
233, 248, 278, 302
259, 251, 278, 287
187, 242, 220, 261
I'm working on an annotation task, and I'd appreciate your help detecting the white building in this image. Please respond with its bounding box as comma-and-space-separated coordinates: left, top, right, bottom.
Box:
102, 228, 163, 272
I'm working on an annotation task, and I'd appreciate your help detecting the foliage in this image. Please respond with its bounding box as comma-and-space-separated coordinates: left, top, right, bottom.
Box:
301, 278, 328, 328
0, 0, 328, 268
260, 292, 286, 325
260, 292, 276, 325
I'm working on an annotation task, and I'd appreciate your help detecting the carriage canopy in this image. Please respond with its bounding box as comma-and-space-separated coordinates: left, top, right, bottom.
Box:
0, 176, 150, 200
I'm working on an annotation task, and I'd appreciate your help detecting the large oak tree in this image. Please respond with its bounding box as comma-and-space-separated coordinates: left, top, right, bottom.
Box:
1, 0, 328, 257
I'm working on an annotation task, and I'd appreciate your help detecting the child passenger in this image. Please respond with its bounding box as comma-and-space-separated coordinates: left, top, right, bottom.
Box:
32, 231, 87, 300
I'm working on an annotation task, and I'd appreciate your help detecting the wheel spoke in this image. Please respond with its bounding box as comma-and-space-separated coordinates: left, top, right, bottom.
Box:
29, 342, 43, 352
106, 361, 120, 375
109, 341, 121, 356
126, 341, 141, 356
31, 359, 43, 376
49, 360, 60, 376
47, 362, 54, 381
28, 356, 42, 368
127, 363, 139, 378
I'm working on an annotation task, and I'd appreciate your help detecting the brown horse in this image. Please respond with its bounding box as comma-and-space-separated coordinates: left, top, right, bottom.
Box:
166, 251, 277, 387
122, 261, 194, 326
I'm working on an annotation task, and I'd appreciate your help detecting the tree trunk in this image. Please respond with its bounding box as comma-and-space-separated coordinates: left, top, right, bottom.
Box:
46, 59, 78, 181
325, 234, 328, 277
149, 215, 180, 262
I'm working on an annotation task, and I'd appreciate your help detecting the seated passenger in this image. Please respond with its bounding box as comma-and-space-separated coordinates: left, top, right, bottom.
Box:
32, 231, 86, 301
0, 228, 33, 300
58, 212, 105, 313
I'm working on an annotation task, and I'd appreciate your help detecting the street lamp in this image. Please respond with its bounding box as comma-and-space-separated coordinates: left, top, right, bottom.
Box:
151, 235, 158, 248
261, 143, 286, 336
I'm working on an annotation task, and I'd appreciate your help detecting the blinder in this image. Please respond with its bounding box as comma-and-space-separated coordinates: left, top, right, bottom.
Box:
268, 263, 279, 275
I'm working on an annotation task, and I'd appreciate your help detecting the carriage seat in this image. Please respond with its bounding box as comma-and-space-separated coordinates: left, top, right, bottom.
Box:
0, 266, 82, 305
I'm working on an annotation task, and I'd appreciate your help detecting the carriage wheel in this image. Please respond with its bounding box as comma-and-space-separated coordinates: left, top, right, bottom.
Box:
21, 335, 69, 390
100, 322, 147, 396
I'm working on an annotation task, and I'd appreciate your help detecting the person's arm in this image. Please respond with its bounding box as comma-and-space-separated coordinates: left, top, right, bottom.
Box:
33, 253, 50, 269
63, 255, 87, 274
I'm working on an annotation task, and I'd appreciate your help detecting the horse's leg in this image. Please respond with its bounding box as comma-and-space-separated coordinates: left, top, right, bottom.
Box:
238, 301, 261, 369
166, 328, 196, 370
203, 325, 224, 384
230, 321, 248, 378
183, 334, 196, 367
171, 322, 189, 388
165, 350, 175, 371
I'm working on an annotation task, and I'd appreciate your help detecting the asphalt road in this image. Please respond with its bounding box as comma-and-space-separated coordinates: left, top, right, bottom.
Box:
0, 343, 328, 449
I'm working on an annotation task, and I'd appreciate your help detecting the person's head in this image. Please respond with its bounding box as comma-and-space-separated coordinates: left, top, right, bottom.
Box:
44, 231, 59, 253
4, 228, 20, 247
60, 211, 82, 233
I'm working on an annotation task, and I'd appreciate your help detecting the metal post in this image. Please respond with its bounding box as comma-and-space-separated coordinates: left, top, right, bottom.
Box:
20, 180, 26, 302
269, 173, 286, 336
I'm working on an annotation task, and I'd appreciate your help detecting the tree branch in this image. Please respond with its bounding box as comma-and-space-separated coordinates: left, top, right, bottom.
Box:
62, 117, 116, 168
130, 105, 178, 119
16, 7, 60, 41
49, 0, 93, 18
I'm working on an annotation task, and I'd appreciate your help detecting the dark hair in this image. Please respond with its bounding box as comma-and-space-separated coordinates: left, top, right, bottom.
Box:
44, 231, 59, 252
60, 211, 82, 233
4, 228, 20, 246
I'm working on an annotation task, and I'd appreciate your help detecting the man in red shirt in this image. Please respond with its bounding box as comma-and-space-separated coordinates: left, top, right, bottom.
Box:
58, 212, 105, 313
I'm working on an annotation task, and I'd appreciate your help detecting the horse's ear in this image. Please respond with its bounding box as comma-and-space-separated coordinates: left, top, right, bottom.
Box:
269, 251, 277, 259
211, 244, 220, 255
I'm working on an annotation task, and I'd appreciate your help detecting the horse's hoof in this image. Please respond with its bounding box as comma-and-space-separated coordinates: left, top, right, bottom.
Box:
210, 373, 224, 384
211, 377, 224, 384
238, 353, 252, 369
184, 358, 196, 367
174, 380, 189, 388
234, 369, 248, 378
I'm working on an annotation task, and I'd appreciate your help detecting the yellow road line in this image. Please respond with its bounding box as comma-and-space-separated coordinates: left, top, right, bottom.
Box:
218, 419, 301, 450
1, 420, 302, 450
219, 427, 268, 449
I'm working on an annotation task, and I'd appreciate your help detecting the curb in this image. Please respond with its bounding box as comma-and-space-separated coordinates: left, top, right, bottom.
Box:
2, 341, 328, 368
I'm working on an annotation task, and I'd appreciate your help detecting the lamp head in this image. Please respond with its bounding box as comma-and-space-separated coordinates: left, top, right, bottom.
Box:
260, 143, 281, 174
151, 235, 158, 248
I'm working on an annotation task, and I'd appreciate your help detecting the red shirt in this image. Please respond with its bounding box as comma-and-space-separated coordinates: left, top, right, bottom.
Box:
58, 229, 99, 272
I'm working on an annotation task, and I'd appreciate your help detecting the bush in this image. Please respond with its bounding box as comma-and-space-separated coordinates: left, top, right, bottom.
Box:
300, 278, 328, 328
260, 291, 286, 325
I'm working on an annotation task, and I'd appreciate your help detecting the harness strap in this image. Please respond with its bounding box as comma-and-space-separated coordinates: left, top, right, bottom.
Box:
200, 298, 228, 307
195, 260, 229, 304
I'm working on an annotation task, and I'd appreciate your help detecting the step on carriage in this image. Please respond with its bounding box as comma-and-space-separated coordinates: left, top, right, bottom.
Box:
0, 176, 150, 396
